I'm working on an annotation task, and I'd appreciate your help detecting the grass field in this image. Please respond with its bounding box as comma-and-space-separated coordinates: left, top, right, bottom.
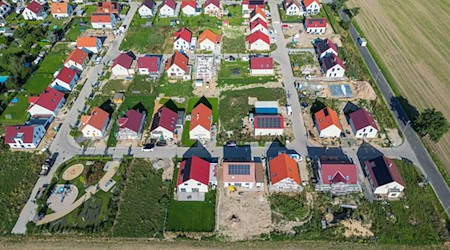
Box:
222, 27, 246, 53
223, 5, 244, 26
217, 59, 277, 87
158, 76, 193, 98
347, 0, 450, 173
113, 159, 170, 237
0, 151, 43, 234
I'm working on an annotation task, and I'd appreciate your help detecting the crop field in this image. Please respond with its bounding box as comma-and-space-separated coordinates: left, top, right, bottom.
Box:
347, 0, 450, 171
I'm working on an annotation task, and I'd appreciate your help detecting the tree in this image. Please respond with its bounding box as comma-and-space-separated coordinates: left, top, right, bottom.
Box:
332, 0, 348, 11
340, 20, 351, 30
4, 77, 18, 90
414, 108, 449, 142
349, 7, 361, 19
46, 31, 58, 44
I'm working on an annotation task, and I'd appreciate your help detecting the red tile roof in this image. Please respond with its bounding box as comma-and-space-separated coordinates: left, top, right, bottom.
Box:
91, 12, 112, 23
305, 18, 327, 28
246, 30, 270, 45
150, 106, 177, 132
118, 109, 144, 133
97, 1, 120, 13
166, 51, 189, 71
250, 18, 268, 30
270, 154, 301, 185
56, 67, 78, 84
177, 156, 210, 186
77, 36, 98, 47
65, 48, 89, 65
284, 0, 301, 9
242, 0, 265, 10
173, 27, 192, 43
5, 125, 36, 144
314, 107, 342, 131
112, 53, 133, 69
321, 162, 357, 184
349, 108, 378, 131
163, 0, 176, 9
303, 0, 320, 8
205, 0, 220, 8
181, 0, 196, 9
137, 56, 159, 72
365, 156, 405, 187
250, 57, 273, 70
26, 1, 44, 15
190, 103, 212, 131
81, 107, 109, 131
322, 53, 345, 71
28, 87, 64, 113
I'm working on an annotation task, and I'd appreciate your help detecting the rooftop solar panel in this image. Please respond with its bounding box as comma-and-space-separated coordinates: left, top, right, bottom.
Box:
228, 164, 250, 175
255, 116, 282, 128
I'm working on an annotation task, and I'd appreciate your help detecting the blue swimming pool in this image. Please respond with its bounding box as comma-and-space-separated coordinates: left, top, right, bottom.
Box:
0, 76, 9, 83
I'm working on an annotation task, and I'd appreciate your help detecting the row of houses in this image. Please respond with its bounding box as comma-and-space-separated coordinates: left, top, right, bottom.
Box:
138, 0, 221, 18
314, 38, 346, 78
172, 27, 221, 51
283, 0, 321, 16
246, 7, 271, 51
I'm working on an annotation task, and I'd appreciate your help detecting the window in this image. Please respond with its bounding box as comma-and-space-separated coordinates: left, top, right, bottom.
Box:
197, 183, 201, 186
184, 183, 188, 185
180, 188, 186, 192
345, 176, 349, 180
363, 128, 366, 132
328, 175, 332, 180
370, 128, 373, 132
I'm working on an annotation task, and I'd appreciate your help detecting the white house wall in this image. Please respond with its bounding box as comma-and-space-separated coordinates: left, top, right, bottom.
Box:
178, 179, 208, 193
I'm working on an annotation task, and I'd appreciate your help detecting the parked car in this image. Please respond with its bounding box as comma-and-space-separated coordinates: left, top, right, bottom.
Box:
226, 140, 237, 147
142, 143, 155, 152
241, 56, 249, 61
156, 140, 167, 146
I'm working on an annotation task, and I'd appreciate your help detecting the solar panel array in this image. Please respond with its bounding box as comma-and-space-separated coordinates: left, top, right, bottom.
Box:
228, 164, 250, 175
256, 116, 282, 128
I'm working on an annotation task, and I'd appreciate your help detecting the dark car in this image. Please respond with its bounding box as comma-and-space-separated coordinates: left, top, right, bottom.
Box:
142, 143, 155, 152
226, 140, 237, 147
156, 140, 167, 147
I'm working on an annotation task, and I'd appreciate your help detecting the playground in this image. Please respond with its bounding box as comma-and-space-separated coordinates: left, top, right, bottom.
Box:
47, 185, 79, 213
62, 164, 84, 181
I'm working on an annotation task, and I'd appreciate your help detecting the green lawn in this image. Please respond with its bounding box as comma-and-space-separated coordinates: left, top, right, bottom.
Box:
271, 193, 309, 222
181, 121, 196, 147
222, 28, 246, 53
166, 191, 216, 232
65, 18, 90, 41
101, 79, 129, 95
83, 5, 98, 17
278, 7, 304, 23
113, 159, 170, 237
223, 5, 244, 26
217, 59, 277, 86
159, 76, 193, 98
153, 16, 173, 27
0, 92, 31, 124
0, 151, 43, 234
127, 75, 160, 94
187, 97, 219, 124
179, 14, 221, 34
120, 25, 175, 53
120, 5, 130, 15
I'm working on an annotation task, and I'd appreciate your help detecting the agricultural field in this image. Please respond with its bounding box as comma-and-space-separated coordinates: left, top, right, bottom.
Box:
347, 0, 450, 172
217, 59, 278, 87
0, 150, 44, 234
112, 159, 170, 237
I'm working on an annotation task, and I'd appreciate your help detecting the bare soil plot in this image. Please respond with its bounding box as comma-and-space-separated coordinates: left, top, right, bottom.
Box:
348, 0, 450, 170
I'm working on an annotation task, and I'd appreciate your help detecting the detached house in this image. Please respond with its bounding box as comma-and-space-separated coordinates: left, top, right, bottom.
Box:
250, 57, 274, 75
246, 31, 270, 51
250, 18, 268, 35
181, 0, 197, 16
138, 0, 156, 17
81, 107, 110, 138
97, 1, 120, 14
0, 1, 12, 19
314, 107, 342, 138
111, 53, 135, 76
160, 0, 176, 17
91, 12, 116, 29
4, 125, 45, 149
250, 6, 266, 23
51, 2, 72, 18
242, 0, 265, 18
303, 0, 320, 15
223, 162, 264, 189
349, 108, 379, 138
117, 109, 145, 140
51, 67, 79, 92
305, 18, 326, 34
189, 103, 212, 141
315, 158, 360, 195
177, 156, 212, 193
64, 48, 89, 71
76, 36, 102, 54
204, 0, 220, 16
137, 55, 161, 77
321, 54, 345, 78
365, 156, 405, 199
283, 0, 302, 16
254, 115, 284, 136
166, 51, 190, 79
199, 29, 220, 51
269, 153, 302, 191
150, 106, 178, 140
22, 1, 47, 20
28, 87, 65, 118
315, 38, 338, 59
173, 27, 192, 51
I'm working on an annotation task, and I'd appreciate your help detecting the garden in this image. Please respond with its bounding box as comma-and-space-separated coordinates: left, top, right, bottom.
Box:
217, 59, 278, 86
289, 52, 317, 77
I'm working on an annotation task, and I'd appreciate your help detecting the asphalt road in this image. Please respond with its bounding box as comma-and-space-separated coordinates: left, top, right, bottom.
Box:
339, 9, 450, 215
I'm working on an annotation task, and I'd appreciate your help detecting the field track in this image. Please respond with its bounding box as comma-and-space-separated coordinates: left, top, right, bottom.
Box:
348, 0, 450, 171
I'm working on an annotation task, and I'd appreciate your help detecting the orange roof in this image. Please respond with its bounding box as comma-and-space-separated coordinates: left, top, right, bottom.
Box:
303, 0, 320, 8
51, 2, 68, 14
199, 29, 218, 44
314, 107, 342, 131
97, 1, 120, 13
269, 154, 301, 185
76, 36, 98, 47
189, 103, 212, 131
251, 6, 266, 19
81, 107, 109, 131
65, 48, 89, 64
91, 12, 112, 23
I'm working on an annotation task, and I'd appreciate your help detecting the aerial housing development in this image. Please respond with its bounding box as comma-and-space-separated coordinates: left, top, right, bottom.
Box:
0, 0, 449, 248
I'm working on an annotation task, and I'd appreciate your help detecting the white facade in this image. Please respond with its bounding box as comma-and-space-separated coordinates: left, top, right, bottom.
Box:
199, 39, 215, 51
174, 37, 190, 51
271, 178, 303, 191
178, 179, 209, 193
64, 60, 85, 72
285, 4, 301, 16
151, 126, 174, 140
204, 4, 220, 16
78, 39, 102, 54
305, 1, 320, 15
7, 125, 45, 149
223, 181, 254, 189
372, 181, 405, 198
318, 48, 338, 59
349, 122, 378, 138
318, 124, 342, 138
138, 5, 155, 17
250, 24, 268, 35
250, 68, 274, 75
167, 64, 186, 77
51, 74, 79, 92
182, 5, 196, 16
112, 64, 134, 76
28, 98, 65, 118
82, 124, 105, 138
250, 13, 266, 23
91, 14, 116, 29
306, 26, 325, 34
159, 4, 175, 16
248, 39, 270, 51
22, 7, 47, 20
52, 5, 72, 18
0, 3, 11, 19
254, 127, 283, 136
189, 125, 210, 140
325, 64, 345, 78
